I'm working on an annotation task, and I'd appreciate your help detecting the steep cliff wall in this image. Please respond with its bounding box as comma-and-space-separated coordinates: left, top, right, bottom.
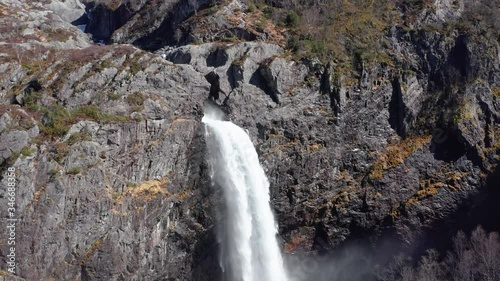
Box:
0, 0, 498, 280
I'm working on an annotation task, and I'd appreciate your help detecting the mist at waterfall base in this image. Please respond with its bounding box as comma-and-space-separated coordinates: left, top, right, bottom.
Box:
202, 104, 288, 281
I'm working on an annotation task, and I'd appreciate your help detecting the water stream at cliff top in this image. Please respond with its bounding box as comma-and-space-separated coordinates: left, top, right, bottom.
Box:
203, 107, 288, 281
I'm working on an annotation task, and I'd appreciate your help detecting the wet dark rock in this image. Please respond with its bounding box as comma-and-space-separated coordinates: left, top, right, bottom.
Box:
115, 0, 214, 50
82, 2, 133, 43
320, 62, 346, 116
205, 71, 225, 100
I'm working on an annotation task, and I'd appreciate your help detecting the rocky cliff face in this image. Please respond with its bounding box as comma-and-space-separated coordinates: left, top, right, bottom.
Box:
0, 0, 499, 280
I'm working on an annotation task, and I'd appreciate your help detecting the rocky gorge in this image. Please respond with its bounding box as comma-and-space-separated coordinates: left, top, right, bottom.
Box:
0, 0, 499, 280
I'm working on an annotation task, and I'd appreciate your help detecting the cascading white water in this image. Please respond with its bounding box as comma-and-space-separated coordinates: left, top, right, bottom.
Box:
203, 108, 288, 281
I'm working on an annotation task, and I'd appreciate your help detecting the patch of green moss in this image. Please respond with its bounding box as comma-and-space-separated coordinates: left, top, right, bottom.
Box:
126, 92, 145, 107
246, 3, 256, 13
108, 92, 122, 101
128, 60, 143, 75
93, 60, 112, 73
20, 147, 35, 157
222, 36, 238, 42
73, 105, 100, 120
52, 143, 69, 163
257, 18, 268, 29
38, 103, 131, 138
74, 105, 132, 123
67, 167, 81, 175
280, 1, 397, 77
67, 132, 91, 146
22, 62, 40, 76
203, 5, 219, 16
127, 182, 138, 188
289, 39, 326, 58
39, 105, 73, 138
262, 6, 273, 19
283, 11, 301, 28
48, 168, 60, 179
100, 114, 130, 123
46, 28, 72, 43
25, 90, 43, 111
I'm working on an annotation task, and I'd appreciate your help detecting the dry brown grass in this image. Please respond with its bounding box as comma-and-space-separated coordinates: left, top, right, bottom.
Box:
493, 86, 500, 99
81, 235, 107, 265
240, 9, 287, 46
165, 118, 196, 134
405, 171, 469, 207
177, 190, 194, 202
284, 235, 306, 253
114, 178, 169, 204
264, 133, 300, 154
309, 143, 323, 152
128, 179, 169, 201
33, 186, 47, 203
370, 136, 432, 180
0, 105, 41, 125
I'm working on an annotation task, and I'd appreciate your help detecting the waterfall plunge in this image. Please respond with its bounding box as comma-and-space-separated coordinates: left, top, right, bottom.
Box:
203, 108, 288, 281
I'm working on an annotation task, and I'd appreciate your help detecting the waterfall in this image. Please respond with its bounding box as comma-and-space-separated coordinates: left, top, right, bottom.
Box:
203, 108, 288, 281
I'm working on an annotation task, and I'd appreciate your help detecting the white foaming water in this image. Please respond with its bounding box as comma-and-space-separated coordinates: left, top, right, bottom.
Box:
203, 110, 288, 281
